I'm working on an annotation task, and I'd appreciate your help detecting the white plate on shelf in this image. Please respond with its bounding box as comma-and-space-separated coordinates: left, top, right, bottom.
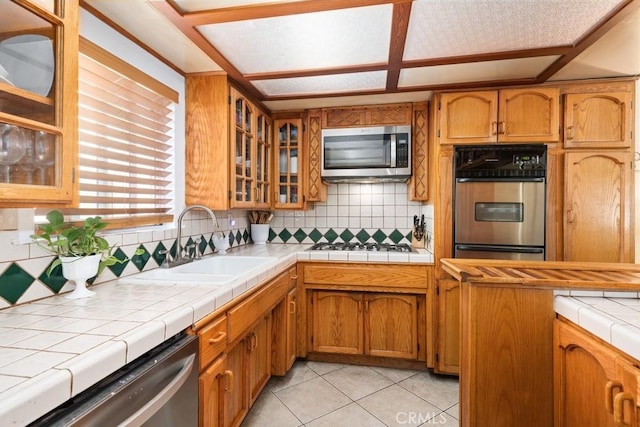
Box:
0, 34, 54, 96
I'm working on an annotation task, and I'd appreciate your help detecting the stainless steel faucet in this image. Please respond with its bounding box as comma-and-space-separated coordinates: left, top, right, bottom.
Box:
162, 204, 218, 268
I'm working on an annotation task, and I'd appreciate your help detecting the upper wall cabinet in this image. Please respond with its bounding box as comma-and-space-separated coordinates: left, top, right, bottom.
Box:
273, 118, 304, 209
438, 88, 559, 145
186, 75, 270, 210
0, 0, 78, 206
564, 91, 633, 149
322, 103, 412, 128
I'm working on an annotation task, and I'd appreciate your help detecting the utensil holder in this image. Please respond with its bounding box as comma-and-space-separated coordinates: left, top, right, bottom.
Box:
250, 224, 269, 244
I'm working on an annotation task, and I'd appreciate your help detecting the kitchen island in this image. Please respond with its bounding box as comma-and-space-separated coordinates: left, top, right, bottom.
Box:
441, 258, 640, 427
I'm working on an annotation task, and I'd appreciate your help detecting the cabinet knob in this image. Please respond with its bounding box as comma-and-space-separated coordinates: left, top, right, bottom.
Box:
491, 121, 498, 135
566, 125, 574, 140
224, 370, 234, 392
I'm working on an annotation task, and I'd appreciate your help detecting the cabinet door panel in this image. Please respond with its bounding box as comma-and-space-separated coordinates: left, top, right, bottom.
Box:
312, 291, 363, 354
564, 151, 633, 262
248, 315, 271, 405
224, 341, 248, 427
200, 355, 226, 427
499, 88, 559, 142
365, 293, 418, 359
564, 92, 632, 148
436, 279, 460, 374
555, 320, 619, 427
439, 91, 498, 144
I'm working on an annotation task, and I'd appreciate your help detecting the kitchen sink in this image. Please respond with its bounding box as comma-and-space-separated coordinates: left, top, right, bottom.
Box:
122, 255, 276, 285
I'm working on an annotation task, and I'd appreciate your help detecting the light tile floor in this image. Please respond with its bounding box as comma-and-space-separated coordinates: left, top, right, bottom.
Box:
242, 361, 459, 427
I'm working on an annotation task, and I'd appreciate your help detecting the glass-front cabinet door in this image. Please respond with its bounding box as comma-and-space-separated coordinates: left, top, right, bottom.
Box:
231, 87, 254, 207
255, 111, 271, 207
274, 119, 303, 209
0, 0, 78, 205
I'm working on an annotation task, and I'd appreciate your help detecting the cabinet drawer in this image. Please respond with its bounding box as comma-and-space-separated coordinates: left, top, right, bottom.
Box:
302, 263, 428, 289
227, 270, 292, 343
198, 315, 228, 370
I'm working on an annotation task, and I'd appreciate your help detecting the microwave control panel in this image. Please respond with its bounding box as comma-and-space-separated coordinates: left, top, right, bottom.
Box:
396, 133, 409, 167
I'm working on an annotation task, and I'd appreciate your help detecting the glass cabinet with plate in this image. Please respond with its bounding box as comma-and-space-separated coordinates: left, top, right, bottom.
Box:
0, 0, 78, 206
273, 118, 303, 209
230, 86, 271, 209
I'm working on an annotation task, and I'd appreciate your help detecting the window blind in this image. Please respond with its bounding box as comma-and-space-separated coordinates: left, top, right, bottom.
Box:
39, 38, 178, 229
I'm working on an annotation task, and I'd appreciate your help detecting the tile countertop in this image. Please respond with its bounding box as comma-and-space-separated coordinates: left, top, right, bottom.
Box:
0, 243, 433, 425
555, 294, 640, 361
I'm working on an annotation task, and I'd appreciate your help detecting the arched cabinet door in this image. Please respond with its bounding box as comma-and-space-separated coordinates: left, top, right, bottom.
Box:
564, 151, 633, 262
564, 92, 632, 149
439, 91, 498, 144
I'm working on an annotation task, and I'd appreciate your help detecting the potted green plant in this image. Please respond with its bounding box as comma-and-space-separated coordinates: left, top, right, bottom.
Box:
31, 210, 141, 299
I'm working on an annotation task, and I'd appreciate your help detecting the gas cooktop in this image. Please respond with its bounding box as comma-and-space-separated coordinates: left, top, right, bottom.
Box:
308, 242, 414, 252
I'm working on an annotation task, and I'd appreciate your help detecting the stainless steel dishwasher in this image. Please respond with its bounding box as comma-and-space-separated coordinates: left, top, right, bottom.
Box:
30, 333, 198, 427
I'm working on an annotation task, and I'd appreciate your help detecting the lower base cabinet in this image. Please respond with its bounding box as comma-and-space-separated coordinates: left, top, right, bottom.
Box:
311, 290, 421, 360
195, 267, 297, 427
435, 278, 460, 374
554, 318, 640, 427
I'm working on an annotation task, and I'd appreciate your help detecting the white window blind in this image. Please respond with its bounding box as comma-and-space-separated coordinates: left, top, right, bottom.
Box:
40, 38, 178, 229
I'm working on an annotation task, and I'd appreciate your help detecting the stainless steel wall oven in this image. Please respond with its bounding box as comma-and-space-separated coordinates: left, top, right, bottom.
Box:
453, 144, 547, 261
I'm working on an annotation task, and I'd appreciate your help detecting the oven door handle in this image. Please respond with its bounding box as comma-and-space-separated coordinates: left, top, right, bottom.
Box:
456, 177, 545, 183
455, 244, 544, 254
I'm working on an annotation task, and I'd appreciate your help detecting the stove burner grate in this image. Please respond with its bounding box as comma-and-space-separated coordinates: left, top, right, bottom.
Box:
308, 242, 414, 252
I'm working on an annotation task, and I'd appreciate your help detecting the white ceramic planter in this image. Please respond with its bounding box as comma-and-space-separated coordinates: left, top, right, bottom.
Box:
60, 254, 101, 299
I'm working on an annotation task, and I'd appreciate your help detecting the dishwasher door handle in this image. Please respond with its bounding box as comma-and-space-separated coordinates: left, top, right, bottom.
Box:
118, 353, 196, 427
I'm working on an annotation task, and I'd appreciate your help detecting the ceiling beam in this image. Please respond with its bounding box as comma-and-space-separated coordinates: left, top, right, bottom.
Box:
386, 1, 412, 92
174, 0, 403, 25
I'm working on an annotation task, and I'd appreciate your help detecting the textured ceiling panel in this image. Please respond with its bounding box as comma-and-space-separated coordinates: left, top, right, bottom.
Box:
197, 4, 392, 74
398, 56, 561, 88
404, 0, 625, 60
252, 71, 387, 97
550, 8, 640, 80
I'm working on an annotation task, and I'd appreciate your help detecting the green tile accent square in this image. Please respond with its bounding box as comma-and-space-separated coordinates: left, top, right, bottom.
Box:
339, 229, 354, 243
372, 229, 387, 243
293, 229, 307, 243
355, 229, 371, 243
152, 242, 168, 266
324, 228, 338, 243
405, 231, 413, 242
388, 229, 404, 244
107, 247, 129, 277
170, 240, 178, 258
0, 263, 35, 304
229, 232, 236, 245
39, 261, 66, 293
234, 230, 242, 245
308, 228, 323, 243
197, 236, 208, 254
269, 228, 277, 241
131, 244, 150, 271
278, 228, 292, 242
243, 229, 250, 243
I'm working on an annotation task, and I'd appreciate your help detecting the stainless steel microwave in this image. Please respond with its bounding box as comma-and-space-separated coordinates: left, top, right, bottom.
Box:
320, 125, 412, 182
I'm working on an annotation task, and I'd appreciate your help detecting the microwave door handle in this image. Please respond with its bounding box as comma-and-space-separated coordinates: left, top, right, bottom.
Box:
389, 134, 396, 167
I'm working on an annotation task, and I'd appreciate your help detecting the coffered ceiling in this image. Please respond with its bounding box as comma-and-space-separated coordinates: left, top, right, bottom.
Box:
81, 0, 640, 111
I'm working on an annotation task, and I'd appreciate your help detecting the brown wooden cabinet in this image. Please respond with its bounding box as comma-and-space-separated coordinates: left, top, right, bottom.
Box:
0, 1, 78, 206
194, 267, 296, 427
186, 75, 271, 210
321, 103, 412, 128
564, 91, 633, 149
554, 318, 640, 427
409, 102, 429, 201
564, 150, 633, 262
435, 278, 460, 374
272, 285, 298, 376
273, 118, 304, 209
438, 88, 559, 144
311, 290, 419, 360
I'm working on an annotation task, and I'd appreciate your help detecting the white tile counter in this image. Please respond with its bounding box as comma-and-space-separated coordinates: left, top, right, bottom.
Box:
0, 243, 433, 425
555, 295, 640, 361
